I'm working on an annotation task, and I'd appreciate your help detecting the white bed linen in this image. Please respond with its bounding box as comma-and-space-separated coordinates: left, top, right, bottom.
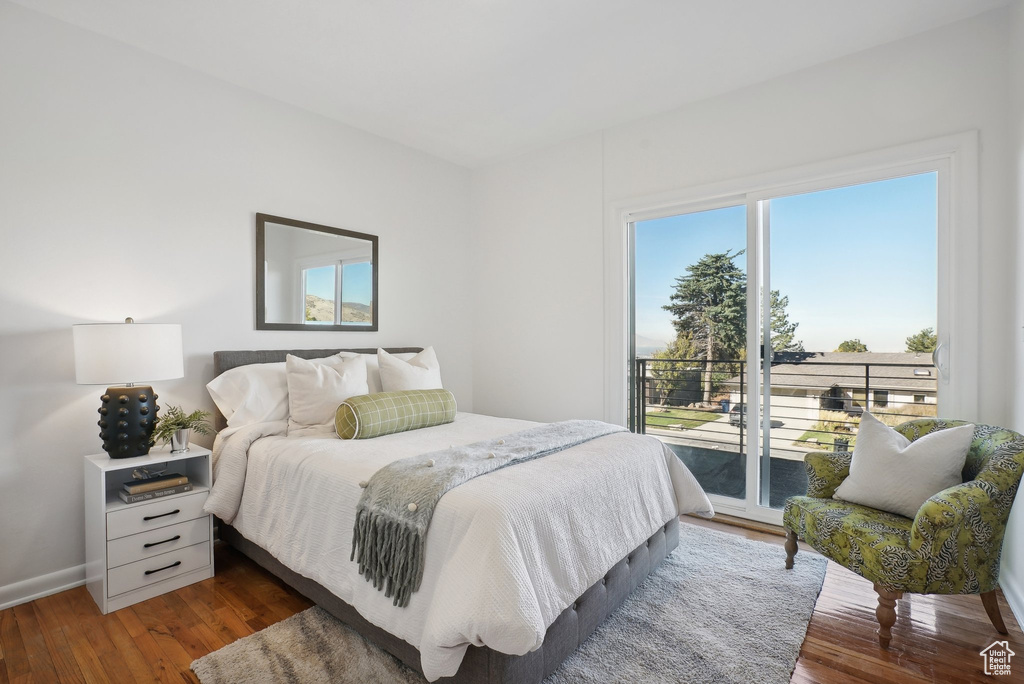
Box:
206, 412, 713, 681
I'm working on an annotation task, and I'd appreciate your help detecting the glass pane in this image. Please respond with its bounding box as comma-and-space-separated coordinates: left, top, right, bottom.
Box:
303, 265, 336, 324
340, 261, 373, 325
762, 173, 939, 509
634, 205, 748, 500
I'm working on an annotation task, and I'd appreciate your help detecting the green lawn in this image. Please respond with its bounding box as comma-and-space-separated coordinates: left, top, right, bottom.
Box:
795, 429, 856, 451
644, 408, 721, 430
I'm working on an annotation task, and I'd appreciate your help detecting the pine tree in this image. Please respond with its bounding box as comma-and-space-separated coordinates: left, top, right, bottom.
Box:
662, 251, 803, 401
663, 252, 746, 402
769, 290, 804, 352
905, 327, 937, 353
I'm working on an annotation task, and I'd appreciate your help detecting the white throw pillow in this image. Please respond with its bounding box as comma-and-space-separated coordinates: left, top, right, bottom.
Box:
285, 354, 369, 436
207, 361, 290, 428
378, 347, 443, 392
206, 353, 354, 428
336, 351, 417, 394
833, 412, 974, 519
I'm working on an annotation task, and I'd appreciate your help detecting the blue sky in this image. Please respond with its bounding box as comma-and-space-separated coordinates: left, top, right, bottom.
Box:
305, 262, 373, 305
634, 172, 937, 353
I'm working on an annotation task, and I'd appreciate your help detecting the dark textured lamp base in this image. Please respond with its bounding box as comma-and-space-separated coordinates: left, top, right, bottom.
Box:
97, 385, 159, 458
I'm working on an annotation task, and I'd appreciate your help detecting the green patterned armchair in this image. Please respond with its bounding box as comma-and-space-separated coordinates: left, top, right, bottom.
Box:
783, 419, 1024, 648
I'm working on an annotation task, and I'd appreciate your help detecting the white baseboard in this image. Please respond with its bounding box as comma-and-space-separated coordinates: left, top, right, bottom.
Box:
1002, 573, 1024, 628
0, 564, 86, 611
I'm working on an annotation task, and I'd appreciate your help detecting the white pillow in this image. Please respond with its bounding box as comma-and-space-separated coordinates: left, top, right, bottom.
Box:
285, 354, 369, 436
378, 347, 443, 392
207, 361, 289, 428
207, 353, 352, 428
336, 351, 417, 394
833, 412, 974, 519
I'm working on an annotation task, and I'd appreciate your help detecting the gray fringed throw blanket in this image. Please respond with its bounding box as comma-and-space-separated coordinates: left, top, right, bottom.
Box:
351, 419, 627, 607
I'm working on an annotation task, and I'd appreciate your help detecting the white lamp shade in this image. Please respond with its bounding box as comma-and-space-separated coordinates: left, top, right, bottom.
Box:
73, 322, 184, 385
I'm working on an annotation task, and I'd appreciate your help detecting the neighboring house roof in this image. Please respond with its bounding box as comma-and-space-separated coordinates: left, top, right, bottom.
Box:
712, 351, 937, 393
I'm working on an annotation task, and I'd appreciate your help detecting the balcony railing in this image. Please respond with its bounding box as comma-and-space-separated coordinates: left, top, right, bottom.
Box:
632, 355, 938, 507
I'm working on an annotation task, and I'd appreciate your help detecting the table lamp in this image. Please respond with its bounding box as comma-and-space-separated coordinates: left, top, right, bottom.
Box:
73, 318, 184, 458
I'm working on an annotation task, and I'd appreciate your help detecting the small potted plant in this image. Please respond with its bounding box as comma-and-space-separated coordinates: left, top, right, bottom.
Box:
154, 405, 213, 454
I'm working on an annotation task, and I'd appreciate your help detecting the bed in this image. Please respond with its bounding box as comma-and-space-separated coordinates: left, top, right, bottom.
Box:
207, 347, 713, 683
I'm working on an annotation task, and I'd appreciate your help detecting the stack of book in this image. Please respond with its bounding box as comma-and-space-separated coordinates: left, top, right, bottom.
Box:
119, 473, 192, 503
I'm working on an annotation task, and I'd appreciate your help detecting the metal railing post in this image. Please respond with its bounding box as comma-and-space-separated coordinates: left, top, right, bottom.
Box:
639, 359, 647, 434
865, 364, 870, 412
738, 360, 744, 457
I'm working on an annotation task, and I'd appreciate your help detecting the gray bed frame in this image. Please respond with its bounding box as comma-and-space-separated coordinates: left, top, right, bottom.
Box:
212, 348, 680, 683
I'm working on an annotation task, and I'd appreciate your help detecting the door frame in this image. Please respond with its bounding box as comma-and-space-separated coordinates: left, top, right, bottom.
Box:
606, 131, 979, 524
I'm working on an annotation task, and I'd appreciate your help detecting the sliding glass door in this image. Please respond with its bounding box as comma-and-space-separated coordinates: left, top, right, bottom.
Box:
633, 206, 749, 501
754, 173, 939, 513
631, 168, 943, 523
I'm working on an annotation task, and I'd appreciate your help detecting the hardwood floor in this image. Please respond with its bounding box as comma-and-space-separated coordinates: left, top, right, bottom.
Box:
0, 546, 313, 684
1, 519, 1019, 683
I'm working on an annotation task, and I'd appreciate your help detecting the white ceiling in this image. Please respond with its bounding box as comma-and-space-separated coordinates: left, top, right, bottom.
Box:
13, 0, 1009, 167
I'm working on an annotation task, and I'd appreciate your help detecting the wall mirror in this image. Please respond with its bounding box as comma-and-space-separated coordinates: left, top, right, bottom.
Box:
256, 213, 378, 331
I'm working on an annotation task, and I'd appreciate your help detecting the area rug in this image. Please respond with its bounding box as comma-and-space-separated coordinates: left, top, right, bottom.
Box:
191, 524, 827, 684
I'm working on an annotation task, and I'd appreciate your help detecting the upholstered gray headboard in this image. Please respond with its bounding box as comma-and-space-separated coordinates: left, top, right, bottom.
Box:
211, 347, 423, 430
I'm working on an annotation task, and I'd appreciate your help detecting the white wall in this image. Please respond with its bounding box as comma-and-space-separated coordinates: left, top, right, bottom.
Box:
1003, 0, 1024, 626
0, 3, 473, 605
471, 8, 1021, 612
470, 134, 605, 421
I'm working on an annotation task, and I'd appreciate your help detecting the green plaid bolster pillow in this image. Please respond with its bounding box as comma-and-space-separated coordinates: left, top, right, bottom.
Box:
335, 389, 457, 440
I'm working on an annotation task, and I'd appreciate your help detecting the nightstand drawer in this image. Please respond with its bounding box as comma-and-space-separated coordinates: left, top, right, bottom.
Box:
107, 541, 211, 597
106, 518, 210, 569
107, 491, 208, 540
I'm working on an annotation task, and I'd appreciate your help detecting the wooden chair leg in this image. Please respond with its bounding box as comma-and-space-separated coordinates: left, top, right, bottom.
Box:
874, 583, 903, 649
981, 590, 1009, 634
785, 530, 798, 569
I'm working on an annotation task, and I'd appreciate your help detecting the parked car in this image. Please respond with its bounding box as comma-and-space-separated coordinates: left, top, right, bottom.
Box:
729, 403, 745, 427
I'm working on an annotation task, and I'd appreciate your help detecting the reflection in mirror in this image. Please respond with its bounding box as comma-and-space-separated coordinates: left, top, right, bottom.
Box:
256, 214, 378, 331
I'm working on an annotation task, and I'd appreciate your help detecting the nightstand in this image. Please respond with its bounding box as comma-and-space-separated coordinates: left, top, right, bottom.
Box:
84, 445, 214, 614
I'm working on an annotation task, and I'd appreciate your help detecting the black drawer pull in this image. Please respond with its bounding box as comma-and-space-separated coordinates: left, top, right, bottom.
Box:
144, 535, 181, 549
144, 561, 182, 576
143, 509, 180, 522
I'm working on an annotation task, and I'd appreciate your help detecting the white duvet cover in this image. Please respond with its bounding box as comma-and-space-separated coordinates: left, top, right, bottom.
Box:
206, 413, 713, 681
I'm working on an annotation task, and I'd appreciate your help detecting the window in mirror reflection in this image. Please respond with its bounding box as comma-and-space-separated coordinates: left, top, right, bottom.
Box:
301, 261, 373, 325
